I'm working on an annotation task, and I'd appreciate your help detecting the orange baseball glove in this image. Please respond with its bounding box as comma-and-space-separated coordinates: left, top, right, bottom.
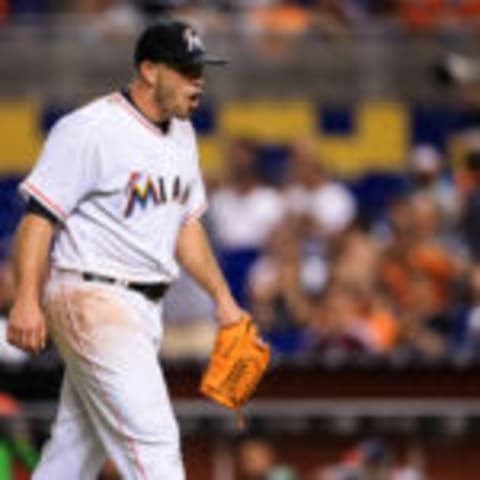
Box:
200, 315, 270, 410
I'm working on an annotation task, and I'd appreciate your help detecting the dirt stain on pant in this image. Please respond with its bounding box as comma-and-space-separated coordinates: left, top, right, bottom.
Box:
44, 283, 139, 370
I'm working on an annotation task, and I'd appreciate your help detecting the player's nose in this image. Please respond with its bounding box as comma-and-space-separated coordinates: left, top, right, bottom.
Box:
192, 77, 204, 89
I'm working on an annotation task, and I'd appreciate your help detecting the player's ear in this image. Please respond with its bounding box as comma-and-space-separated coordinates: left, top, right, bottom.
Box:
138, 60, 159, 88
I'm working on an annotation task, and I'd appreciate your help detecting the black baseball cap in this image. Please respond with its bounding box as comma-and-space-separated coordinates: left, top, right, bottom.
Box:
134, 18, 227, 72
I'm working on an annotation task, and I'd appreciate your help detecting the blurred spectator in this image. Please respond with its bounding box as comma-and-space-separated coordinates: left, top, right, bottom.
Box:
397, 442, 426, 480
355, 438, 396, 480
462, 150, 480, 261
215, 0, 273, 10
380, 193, 455, 357
311, 438, 425, 480
330, 221, 380, 293
381, 193, 455, 310
246, 0, 312, 37
208, 138, 284, 304
452, 263, 480, 356
305, 281, 400, 356
210, 138, 284, 250
407, 144, 459, 231
244, 0, 313, 57
397, 0, 448, 32
308, 0, 398, 39
310, 0, 356, 39
397, 0, 480, 32
78, 0, 143, 41
248, 224, 319, 353
236, 434, 298, 480
341, 0, 398, 24
284, 141, 357, 238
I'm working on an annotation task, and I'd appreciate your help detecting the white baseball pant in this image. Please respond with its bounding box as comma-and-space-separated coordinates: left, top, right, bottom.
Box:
32, 270, 185, 480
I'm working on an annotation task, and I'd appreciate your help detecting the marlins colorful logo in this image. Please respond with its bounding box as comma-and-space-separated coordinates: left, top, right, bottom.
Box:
124, 171, 190, 218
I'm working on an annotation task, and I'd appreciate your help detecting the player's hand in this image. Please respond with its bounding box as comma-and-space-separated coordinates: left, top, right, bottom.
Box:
7, 300, 47, 354
215, 295, 248, 328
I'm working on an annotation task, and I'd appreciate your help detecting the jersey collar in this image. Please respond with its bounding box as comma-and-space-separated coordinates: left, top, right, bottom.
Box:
114, 89, 171, 136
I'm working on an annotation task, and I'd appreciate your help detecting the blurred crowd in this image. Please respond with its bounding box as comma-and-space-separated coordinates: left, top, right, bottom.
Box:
236, 434, 425, 480
199, 134, 480, 362
1, 0, 480, 39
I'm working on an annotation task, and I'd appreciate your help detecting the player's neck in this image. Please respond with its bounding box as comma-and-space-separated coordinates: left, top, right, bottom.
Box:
128, 80, 169, 124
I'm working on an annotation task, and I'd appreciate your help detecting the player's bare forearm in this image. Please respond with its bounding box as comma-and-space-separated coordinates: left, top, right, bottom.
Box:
176, 218, 246, 326
7, 213, 54, 353
176, 218, 230, 301
12, 213, 54, 301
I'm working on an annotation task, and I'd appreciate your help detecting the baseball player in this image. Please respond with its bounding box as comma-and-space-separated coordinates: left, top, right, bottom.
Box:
7, 19, 246, 480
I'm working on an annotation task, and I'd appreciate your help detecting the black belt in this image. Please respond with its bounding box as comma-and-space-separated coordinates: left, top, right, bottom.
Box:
82, 272, 169, 302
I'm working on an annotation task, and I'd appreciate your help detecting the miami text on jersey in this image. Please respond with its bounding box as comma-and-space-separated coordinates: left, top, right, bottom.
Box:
124, 171, 191, 217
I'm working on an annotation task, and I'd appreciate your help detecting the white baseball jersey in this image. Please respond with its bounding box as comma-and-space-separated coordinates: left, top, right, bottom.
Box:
20, 92, 207, 283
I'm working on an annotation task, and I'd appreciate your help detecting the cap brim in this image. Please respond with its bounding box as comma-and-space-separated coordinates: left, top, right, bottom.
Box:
203, 54, 228, 65
194, 53, 228, 66
170, 53, 228, 72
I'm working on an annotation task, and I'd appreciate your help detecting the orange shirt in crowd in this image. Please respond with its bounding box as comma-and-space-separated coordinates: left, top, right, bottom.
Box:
249, 5, 311, 36
381, 244, 454, 312
365, 309, 400, 353
398, 0, 480, 30
409, 244, 455, 307
381, 258, 412, 308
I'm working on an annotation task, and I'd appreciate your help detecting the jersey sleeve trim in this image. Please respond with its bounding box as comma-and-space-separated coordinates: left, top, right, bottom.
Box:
183, 201, 208, 224
20, 181, 68, 222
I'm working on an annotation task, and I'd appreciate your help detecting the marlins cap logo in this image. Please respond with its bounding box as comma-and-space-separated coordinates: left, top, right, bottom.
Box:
184, 28, 204, 53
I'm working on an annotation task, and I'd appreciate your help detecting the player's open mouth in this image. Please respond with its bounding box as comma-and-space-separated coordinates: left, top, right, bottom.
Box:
189, 92, 202, 108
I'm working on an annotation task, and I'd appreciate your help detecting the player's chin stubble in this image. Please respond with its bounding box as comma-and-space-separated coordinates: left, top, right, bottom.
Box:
154, 86, 191, 120
173, 98, 193, 120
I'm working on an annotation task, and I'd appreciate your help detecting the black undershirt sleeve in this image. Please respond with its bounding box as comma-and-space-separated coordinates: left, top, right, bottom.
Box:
26, 198, 61, 225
